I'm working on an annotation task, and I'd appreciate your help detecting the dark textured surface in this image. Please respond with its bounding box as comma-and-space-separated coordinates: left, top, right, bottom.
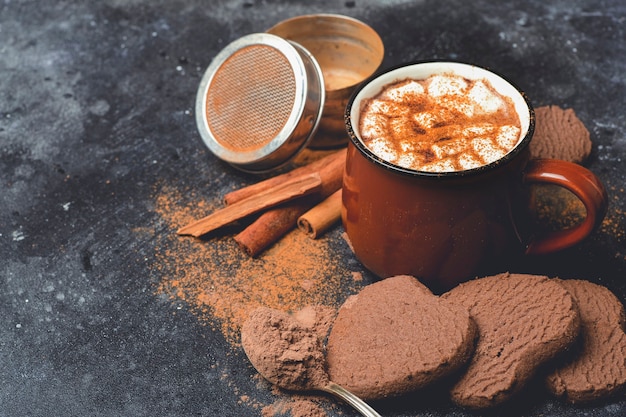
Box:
1, 0, 625, 416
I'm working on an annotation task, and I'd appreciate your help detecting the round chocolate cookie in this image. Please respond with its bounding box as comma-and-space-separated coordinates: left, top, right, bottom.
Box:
529, 105, 592, 163
326, 275, 477, 400
547, 279, 626, 403
442, 272, 581, 409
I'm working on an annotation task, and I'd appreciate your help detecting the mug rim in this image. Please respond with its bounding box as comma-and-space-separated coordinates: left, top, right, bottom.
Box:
345, 60, 536, 179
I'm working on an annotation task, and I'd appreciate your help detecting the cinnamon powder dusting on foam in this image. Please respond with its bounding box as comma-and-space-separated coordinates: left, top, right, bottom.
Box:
151, 184, 361, 344
359, 74, 521, 172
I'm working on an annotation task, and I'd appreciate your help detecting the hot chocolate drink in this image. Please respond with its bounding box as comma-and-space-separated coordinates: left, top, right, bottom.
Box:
343, 62, 607, 288
358, 73, 522, 172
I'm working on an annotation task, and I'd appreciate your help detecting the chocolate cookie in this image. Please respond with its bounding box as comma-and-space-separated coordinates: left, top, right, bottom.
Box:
442, 272, 580, 409
326, 275, 476, 400
546, 279, 626, 403
529, 105, 592, 163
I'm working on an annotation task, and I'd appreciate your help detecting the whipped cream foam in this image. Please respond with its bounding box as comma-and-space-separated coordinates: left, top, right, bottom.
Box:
359, 73, 522, 172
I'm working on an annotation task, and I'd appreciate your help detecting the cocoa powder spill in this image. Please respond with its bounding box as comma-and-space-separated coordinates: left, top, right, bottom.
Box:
152, 183, 360, 344
534, 180, 625, 258
600, 184, 626, 257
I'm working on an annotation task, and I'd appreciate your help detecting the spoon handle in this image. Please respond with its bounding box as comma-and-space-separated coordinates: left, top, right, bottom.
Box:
322, 382, 383, 417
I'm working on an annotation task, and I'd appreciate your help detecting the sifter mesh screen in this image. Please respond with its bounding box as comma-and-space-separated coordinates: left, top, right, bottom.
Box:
206, 44, 297, 152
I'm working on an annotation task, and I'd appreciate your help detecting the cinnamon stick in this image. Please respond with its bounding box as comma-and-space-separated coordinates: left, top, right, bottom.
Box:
224, 148, 346, 205
177, 173, 322, 237
233, 150, 346, 255
297, 189, 342, 239
234, 200, 313, 257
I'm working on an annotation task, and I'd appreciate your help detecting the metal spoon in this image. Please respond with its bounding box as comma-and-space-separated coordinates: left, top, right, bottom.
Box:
319, 381, 382, 417
241, 307, 382, 417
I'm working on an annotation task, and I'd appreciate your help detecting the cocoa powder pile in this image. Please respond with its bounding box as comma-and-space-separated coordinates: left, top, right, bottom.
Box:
241, 307, 330, 391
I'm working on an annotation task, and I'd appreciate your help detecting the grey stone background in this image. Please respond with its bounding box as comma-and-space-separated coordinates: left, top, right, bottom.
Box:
1, 0, 624, 416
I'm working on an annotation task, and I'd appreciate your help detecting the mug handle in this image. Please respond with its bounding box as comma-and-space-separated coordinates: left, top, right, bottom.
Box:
522, 158, 608, 255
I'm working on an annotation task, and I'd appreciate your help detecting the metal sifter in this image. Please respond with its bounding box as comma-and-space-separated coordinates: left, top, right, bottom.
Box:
195, 33, 325, 173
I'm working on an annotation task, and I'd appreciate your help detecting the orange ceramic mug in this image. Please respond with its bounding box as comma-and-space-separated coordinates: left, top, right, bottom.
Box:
342, 61, 608, 291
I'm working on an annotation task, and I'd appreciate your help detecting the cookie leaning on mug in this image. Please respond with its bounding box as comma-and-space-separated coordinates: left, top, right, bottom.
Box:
442, 272, 581, 409
529, 105, 592, 163
546, 279, 626, 403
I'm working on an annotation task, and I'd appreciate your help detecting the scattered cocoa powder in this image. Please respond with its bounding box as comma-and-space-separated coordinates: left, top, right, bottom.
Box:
152, 183, 361, 344
350, 271, 363, 282
532, 184, 586, 231
262, 397, 328, 417
533, 180, 625, 257
601, 184, 626, 243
